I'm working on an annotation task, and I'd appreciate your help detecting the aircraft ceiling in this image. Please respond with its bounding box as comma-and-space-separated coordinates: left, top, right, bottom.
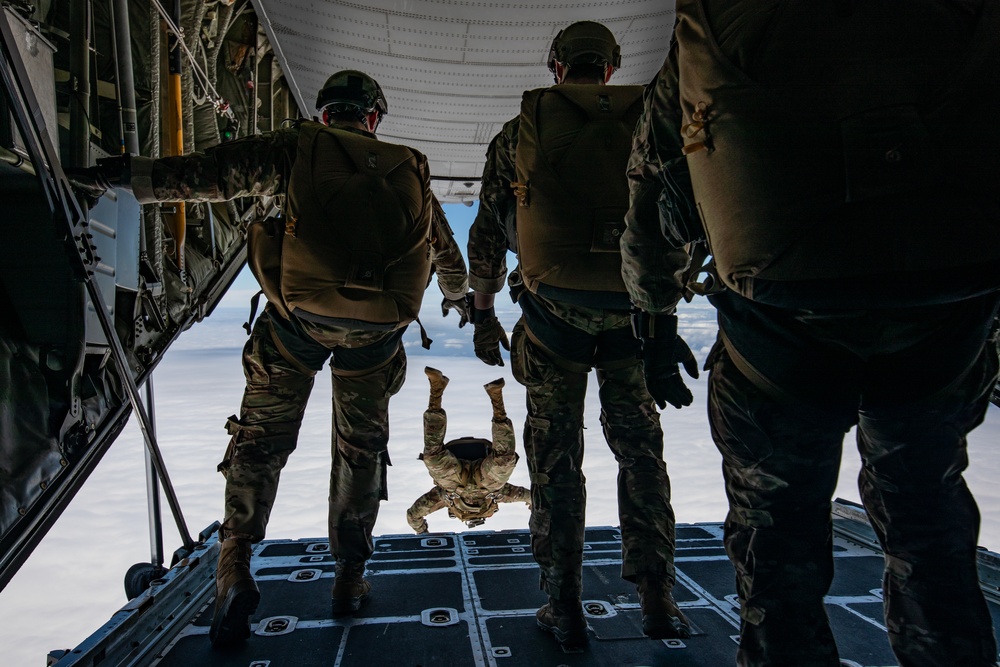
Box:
251, 0, 673, 204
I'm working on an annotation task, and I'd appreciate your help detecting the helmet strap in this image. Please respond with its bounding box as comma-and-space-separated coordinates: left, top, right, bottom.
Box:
554, 61, 568, 84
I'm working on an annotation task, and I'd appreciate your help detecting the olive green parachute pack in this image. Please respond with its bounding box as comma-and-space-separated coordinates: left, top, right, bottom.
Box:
247, 121, 433, 328
675, 0, 1000, 297
513, 84, 644, 295
444, 436, 491, 461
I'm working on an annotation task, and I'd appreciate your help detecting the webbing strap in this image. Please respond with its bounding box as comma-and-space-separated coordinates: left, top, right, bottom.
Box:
243, 289, 264, 335
416, 317, 432, 350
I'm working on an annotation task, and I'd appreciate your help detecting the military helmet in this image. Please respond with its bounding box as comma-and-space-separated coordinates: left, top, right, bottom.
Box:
315, 70, 389, 117
546, 21, 622, 74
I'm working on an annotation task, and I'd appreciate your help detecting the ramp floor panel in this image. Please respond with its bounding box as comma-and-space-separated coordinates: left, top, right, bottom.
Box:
59, 522, 1000, 667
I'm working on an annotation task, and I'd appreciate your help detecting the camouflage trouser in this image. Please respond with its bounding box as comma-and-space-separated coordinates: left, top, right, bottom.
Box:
510, 316, 676, 602
219, 307, 406, 565
708, 293, 1000, 667
422, 408, 517, 492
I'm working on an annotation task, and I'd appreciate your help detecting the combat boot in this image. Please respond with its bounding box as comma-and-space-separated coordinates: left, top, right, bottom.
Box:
331, 560, 371, 615
484, 377, 506, 419
637, 574, 691, 639
210, 538, 260, 648
536, 597, 588, 652
425, 366, 449, 411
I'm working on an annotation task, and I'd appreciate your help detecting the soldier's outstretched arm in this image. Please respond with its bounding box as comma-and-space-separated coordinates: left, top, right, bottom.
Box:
500, 484, 531, 507
130, 128, 299, 204
407, 488, 447, 534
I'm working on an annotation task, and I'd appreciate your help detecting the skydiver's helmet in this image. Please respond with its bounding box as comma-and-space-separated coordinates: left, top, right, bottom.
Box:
446, 496, 496, 528
546, 21, 622, 83
315, 70, 388, 131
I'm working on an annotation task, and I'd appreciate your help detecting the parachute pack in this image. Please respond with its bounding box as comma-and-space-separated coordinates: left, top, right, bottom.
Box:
444, 436, 492, 462
247, 121, 433, 328
675, 0, 1000, 298
513, 84, 643, 295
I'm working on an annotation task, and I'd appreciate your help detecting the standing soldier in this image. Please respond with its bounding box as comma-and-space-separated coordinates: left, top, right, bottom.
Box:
72, 70, 470, 648
467, 21, 695, 651
407, 368, 530, 532
623, 2, 1000, 666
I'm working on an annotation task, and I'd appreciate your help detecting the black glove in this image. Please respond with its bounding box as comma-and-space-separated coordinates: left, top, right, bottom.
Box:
65, 155, 132, 208
632, 310, 699, 409
441, 293, 472, 328
472, 305, 510, 367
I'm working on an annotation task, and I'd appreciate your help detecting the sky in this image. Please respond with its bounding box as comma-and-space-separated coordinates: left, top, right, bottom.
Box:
0, 204, 999, 666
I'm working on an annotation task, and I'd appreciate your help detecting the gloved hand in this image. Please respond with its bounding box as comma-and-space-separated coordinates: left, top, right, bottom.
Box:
65, 155, 132, 208
441, 293, 472, 328
632, 310, 699, 409
408, 515, 429, 534
472, 305, 510, 367
65, 168, 112, 207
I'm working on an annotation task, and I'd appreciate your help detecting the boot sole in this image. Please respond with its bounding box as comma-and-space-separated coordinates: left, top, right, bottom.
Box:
210, 585, 261, 648
642, 613, 692, 640
536, 618, 588, 653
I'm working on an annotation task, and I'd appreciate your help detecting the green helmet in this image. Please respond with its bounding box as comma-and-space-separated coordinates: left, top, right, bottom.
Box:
446, 495, 497, 526
547, 21, 622, 74
315, 70, 388, 117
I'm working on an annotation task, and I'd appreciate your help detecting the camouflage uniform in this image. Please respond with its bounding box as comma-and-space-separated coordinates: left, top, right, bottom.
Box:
131, 125, 469, 565
623, 3, 1000, 665
406, 407, 528, 529
707, 293, 1000, 667
619, 45, 691, 317
469, 116, 681, 601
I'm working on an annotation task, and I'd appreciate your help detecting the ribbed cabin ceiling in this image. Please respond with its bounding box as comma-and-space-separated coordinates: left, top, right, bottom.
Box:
252, 0, 673, 203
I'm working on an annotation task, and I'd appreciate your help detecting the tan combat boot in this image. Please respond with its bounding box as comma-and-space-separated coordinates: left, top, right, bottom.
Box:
331, 560, 371, 615
637, 574, 691, 639
536, 596, 588, 652
425, 366, 450, 411
210, 538, 260, 648
484, 377, 506, 419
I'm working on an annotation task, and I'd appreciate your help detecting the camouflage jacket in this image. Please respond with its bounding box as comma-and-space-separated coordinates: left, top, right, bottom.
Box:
467, 116, 519, 296
619, 39, 692, 315
131, 123, 469, 300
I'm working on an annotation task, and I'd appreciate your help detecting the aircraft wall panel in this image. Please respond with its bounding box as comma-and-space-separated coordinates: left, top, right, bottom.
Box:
254, 0, 675, 199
